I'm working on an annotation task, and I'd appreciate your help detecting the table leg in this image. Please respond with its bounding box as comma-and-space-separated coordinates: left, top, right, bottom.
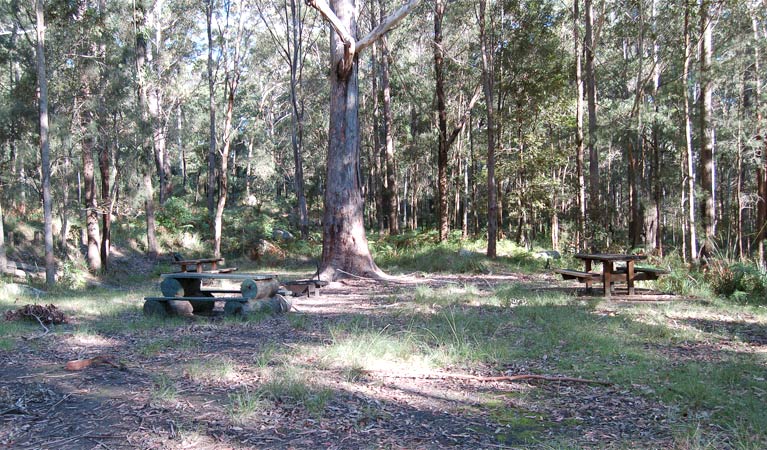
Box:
603, 261, 612, 298
627, 260, 635, 295
584, 259, 593, 291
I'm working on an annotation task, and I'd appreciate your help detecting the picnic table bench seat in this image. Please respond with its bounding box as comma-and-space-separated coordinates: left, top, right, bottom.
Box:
553, 268, 601, 282
612, 265, 670, 280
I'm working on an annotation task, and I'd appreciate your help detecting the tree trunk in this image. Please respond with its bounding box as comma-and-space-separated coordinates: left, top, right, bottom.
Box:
380, 33, 399, 235
318, 0, 381, 280
574, 0, 586, 251
435, 0, 449, 241
309, 0, 419, 279
479, 0, 497, 258
699, 0, 715, 258
682, 0, 697, 261
36, 0, 55, 285
206, 0, 217, 221
585, 0, 600, 239
135, 1, 158, 260
752, 6, 766, 266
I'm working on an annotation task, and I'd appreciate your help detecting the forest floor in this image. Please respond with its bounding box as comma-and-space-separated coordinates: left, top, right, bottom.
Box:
1, 262, 766, 449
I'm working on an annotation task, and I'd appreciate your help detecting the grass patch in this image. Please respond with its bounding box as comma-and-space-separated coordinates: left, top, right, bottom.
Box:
259, 366, 333, 417
227, 387, 268, 424
185, 357, 239, 382
151, 373, 178, 403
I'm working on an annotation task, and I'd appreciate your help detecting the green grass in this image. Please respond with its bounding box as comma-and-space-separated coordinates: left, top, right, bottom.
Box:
185, 357, 239, 382
258, 365, 333, 417
227, 387, 268, 424
313, 282, 767, 446
151, 373, 178, 403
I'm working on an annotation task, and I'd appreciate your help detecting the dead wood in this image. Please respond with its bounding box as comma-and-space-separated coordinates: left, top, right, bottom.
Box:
5, 304, 67, 325
65, 355, 124, 371
373, 371, 612, 386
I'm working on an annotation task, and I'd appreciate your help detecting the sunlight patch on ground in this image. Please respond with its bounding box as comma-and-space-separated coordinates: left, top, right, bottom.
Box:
65, 332, 121, 350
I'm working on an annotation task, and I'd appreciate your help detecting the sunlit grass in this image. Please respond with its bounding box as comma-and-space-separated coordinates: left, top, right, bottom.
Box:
258, 365, 333, 417
185, 357, 239, 383
227, 387, 268, 424
151, 373, 178, 403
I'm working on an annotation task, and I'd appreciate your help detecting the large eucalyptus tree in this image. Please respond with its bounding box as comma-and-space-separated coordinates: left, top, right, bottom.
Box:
306, 0, 419, 279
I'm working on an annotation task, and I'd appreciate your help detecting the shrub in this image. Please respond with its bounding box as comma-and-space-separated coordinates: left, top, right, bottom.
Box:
706, 260, 766, 304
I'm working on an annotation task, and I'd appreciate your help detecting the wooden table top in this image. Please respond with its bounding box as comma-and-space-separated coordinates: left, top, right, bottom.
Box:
170, 258, 223, 265
574, 253, 647, 262
161, 273, 277, 280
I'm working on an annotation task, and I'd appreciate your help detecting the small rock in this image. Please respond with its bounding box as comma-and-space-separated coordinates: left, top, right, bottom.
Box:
534, 250, 561, 260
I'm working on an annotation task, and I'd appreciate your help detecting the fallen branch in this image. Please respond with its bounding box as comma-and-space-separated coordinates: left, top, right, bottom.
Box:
22, 312, 50, 340
373, 371, 611, 386
65, 355, 124, 371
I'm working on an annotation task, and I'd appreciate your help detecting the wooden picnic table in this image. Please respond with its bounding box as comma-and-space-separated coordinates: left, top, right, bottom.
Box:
171, 257, 224, 273
144, 272, 282, 317
574, 253, 647, 298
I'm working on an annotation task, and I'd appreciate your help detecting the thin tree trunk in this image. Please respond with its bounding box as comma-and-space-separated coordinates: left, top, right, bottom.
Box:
752, 5, 766, 265
683, 0, 697, 261
206, 0, 217, 221
699, 0, 715, 258
574, 0, 586, 251
36, 0, 55, 285
479, 0, 497, 258
435, 0, 449, 241
585, 0, 599, 238
135, 1, 158, 260
380, 34, 399, 235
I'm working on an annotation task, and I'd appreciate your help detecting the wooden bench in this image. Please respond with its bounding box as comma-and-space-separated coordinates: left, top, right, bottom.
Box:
553, 269, 601, 282
613, 266, 670, 281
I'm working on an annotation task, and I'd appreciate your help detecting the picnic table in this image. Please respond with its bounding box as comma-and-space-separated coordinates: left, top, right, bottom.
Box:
143, 272, 288, 317
555, 253, 669, 298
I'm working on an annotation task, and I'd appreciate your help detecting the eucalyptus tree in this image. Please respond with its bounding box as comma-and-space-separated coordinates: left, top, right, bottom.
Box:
212, 0, 252, 259
254, 0, 320, 239
478, 0, 497, 257
35, 0, 54, 284
699, 0, 715, 258
306, 0, 419, 279
433, 0, 481, 242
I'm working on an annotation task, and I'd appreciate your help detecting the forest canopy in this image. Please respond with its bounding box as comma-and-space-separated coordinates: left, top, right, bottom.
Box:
0, 0, 765, 283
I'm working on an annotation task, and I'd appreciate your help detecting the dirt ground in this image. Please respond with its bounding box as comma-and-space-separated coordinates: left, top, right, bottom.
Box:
0, 273, 690, 449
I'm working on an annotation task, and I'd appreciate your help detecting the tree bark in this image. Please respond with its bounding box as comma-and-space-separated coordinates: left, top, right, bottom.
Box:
435, 0, 448, 241
135, 1, 158, 260
574, 0, 586, 251
752, 5, 766, 266
584, 0, 599, 239
206, 0, 218, 221
36, 0, 55, 285
699, 0, 715, 258
380, 31, 399, 235
308, 0, 419, 279
682, 0, 697, 261
479, 0, 497, 258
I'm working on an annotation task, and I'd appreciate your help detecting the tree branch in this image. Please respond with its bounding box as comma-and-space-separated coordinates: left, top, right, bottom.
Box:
304, 0, 355, 53
446, 83, 482, 149
356, 0, 420, 54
